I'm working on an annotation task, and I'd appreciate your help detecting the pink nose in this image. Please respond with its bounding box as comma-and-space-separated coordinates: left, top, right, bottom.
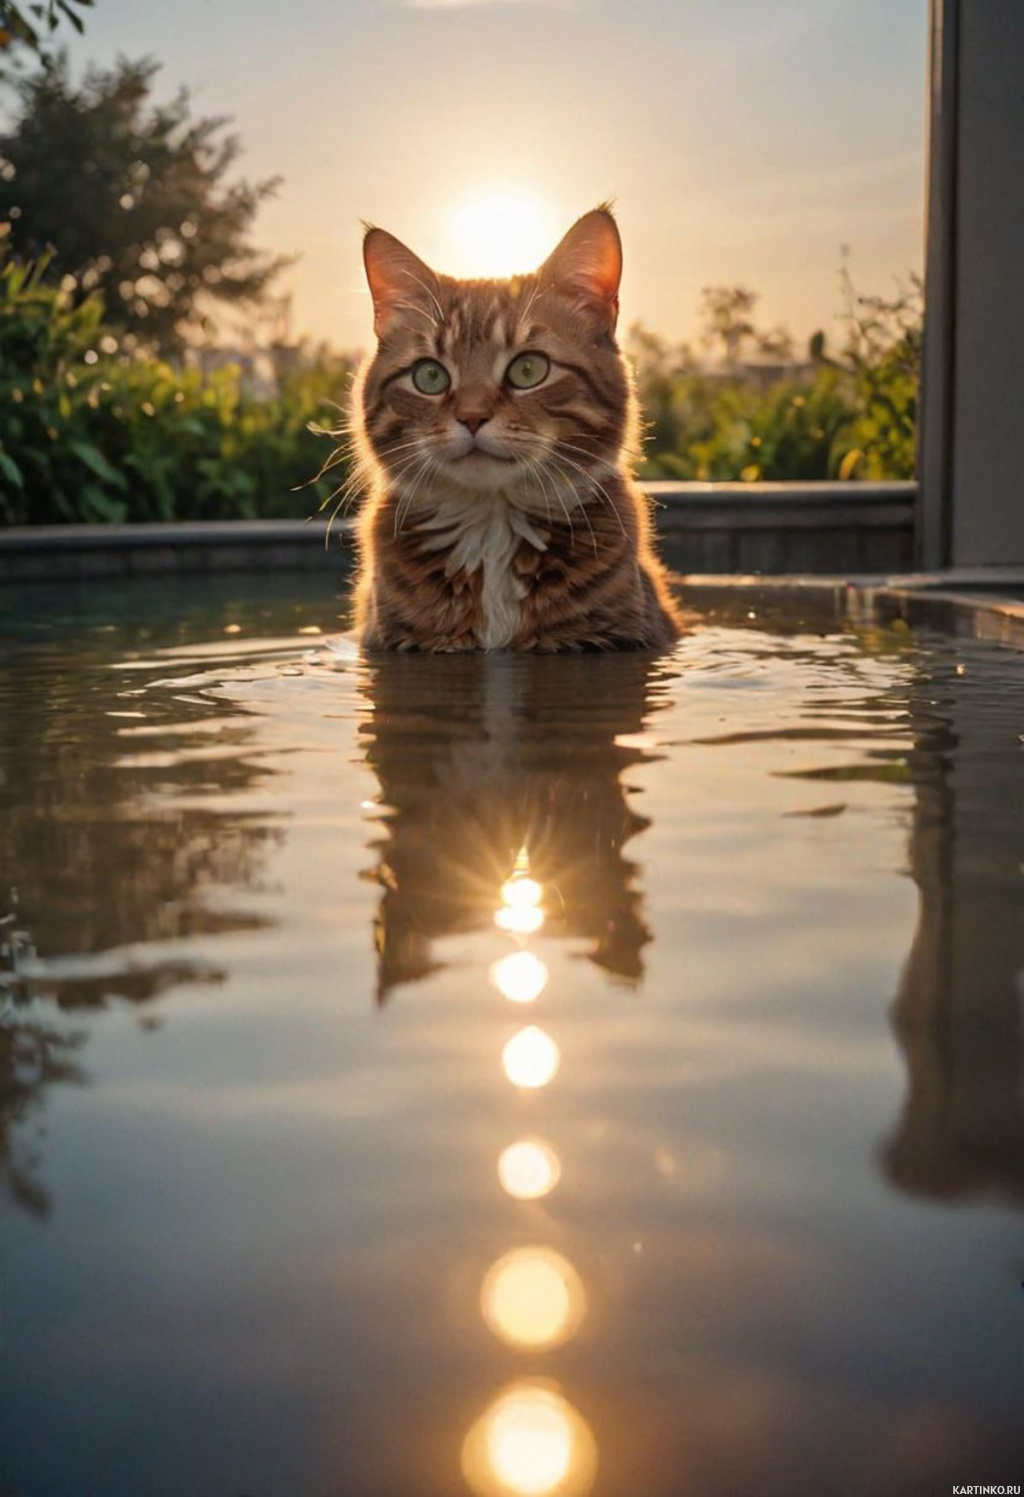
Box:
458, 415, 488, 436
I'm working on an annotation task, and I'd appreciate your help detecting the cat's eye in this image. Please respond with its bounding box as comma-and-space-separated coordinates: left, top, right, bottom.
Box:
411, 359, 451, 395
505, 352, 550, 390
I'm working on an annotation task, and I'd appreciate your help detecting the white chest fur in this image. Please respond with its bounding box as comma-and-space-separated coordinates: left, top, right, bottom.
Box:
416, 493, 548, 649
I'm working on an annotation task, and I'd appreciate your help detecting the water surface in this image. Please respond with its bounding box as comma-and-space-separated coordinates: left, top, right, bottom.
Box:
1, 574, 1022, 1496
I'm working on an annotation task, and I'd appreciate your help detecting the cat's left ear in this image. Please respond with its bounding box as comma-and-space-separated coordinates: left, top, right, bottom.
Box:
538, 206, 622, 329
363, 226, 441, 338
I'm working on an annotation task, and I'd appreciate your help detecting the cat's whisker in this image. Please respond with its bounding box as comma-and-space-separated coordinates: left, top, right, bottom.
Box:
321, 443, 427, 542
392, 463, 427, 539
305, 442, 359, 489
521, 456, 553, 531
322, 459, 379, 546
550, 445, 628, 539
548, 435, 614, 469
532, 455, 577, 552
392, 454, 437, 537
399, 458, 440, 537
528, 458, 555, 531
378, 438, 436, 460
544, 454, 599, 557
319, 459, 369, 514
377, 443, 436, 482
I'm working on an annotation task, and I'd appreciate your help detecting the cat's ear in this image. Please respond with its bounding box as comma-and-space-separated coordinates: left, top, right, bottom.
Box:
538, 206, 622, 328
363, 227, 441, 338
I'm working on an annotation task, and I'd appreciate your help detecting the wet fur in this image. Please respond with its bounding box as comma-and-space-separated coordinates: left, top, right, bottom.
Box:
350, 207, 682, 653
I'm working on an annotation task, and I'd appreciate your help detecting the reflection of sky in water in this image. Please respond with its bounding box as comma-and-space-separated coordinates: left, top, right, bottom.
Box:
2, 579, 1024, 1494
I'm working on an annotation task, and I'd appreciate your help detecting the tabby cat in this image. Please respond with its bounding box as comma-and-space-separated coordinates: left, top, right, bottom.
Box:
350, 205, 681, 652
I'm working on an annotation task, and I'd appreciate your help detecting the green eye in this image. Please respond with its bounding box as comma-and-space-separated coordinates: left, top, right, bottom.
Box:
505, 352, 550, 390
411, 359, 450, 395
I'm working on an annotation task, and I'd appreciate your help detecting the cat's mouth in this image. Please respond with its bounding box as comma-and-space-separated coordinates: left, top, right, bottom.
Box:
451, 449, 519, 469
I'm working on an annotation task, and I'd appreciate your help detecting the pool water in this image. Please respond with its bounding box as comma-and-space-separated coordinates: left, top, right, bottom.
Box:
1, 574, 1022, 1496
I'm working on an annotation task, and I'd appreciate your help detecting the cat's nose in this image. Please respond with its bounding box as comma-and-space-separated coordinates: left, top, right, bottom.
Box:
457, 415, 489, 436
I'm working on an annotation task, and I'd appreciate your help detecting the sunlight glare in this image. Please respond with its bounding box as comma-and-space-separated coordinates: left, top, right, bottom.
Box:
445, 190, 558, 279
502, 1027, 560, 1089
461, 1382, 598, 1497
496, 846, 545, 935
498, 1139, 561, 1201
500, 875, 543, 911
480, 1246, 586, 1352
495, 906, 545, 936
491, 950, 549, 1003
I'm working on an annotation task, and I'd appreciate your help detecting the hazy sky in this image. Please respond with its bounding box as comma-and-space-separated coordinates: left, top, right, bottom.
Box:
66, 0, 927, 354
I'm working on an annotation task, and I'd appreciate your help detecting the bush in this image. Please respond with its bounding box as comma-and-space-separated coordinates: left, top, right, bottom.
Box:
631, 275, 921, 484
0, 249, 352, 524
638, 367, 856, 483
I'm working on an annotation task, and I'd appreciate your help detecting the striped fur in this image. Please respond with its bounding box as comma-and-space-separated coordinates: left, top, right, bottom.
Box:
351, 206, 682, 652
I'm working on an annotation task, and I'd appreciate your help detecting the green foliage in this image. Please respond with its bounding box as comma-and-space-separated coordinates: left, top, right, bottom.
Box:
813, 270, 922, 480
0, 54, 289, 353
631, 276, 921, 483
0, 248, 353, 524
0, 0, 92, 55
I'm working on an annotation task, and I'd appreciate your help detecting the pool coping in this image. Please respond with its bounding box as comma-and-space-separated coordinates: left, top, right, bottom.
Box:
677, 573, 1024, 649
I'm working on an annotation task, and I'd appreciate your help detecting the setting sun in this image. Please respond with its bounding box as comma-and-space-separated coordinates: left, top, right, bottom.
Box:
443, 190, 559, 279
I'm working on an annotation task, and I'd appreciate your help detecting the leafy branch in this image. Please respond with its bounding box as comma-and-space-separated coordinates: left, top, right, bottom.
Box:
0, 0, 93, 53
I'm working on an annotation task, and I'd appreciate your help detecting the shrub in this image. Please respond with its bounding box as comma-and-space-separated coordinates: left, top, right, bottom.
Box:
0, 250, 352, 524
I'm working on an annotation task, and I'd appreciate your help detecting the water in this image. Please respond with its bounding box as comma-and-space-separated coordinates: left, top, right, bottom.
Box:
1, 574, 1022, 1496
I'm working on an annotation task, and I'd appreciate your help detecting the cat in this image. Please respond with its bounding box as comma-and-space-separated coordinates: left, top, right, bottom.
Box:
349, 205, 682, 653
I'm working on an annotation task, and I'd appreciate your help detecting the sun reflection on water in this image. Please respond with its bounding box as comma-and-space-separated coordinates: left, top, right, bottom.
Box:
481, 1246, 586, 1352
462, 1382, 598, 1497
495, 846, 546, 935
500, 875, 543, 912
502, 1027, 560, 1089
491, 951, 549, 1004
471, 844, 595, 1486
498, 1139, 561, 1201
495, 905, 546, 935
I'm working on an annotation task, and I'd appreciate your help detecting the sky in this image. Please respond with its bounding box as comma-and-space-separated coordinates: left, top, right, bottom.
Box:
64, 0, 927, 355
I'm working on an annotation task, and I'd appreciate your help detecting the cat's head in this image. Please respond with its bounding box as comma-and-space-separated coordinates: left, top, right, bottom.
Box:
356, 206, 634, 499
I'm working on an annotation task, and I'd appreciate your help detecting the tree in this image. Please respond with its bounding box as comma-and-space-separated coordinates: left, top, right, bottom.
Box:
0, 0, 92, 56
697, 285, 759, 367
0, 54, 290, 352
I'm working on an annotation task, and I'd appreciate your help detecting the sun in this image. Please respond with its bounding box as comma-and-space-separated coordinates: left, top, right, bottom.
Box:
444, 189, 559, 279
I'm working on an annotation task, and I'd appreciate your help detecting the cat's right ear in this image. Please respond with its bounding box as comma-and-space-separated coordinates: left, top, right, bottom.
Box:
363, 227, 441, 339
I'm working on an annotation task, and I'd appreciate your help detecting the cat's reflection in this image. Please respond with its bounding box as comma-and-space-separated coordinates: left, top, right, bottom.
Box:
358, 650, 675, 1002
883, 646, 1024, 1203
